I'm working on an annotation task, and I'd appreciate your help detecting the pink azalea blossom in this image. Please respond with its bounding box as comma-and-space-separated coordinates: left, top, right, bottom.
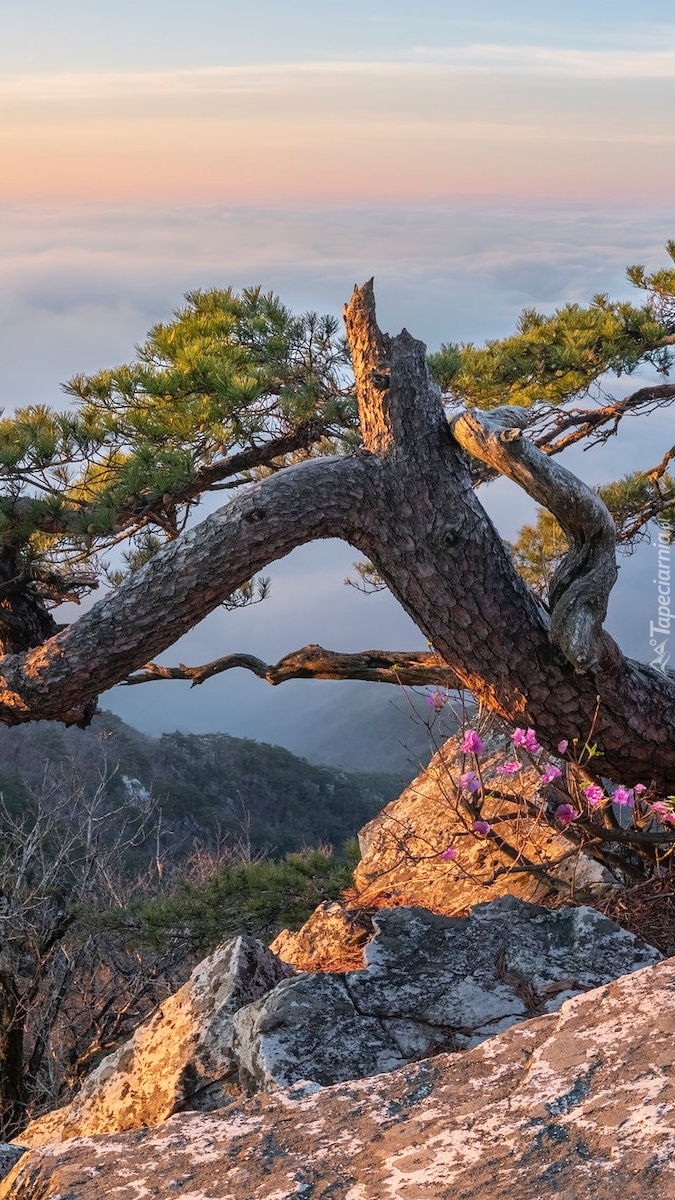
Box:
512, 728, 541, 754
459, 770, 481, 794
634, 784, 647, 794
650, 801, 675, 825
426, 691, 447, 712
441, 846, 458, 860
541, 764, 562, 784
471, 820, 491, 835
495, 761, 522, 775
554, 803, 579, 826
460, 730, 485, 756
583, 784, 605, 806
557, 740, 569, 755
612, 787, 634, 808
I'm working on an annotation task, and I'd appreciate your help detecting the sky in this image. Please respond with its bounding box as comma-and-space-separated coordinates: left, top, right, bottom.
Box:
2, 2, 675, 203
0, 2, 673, 754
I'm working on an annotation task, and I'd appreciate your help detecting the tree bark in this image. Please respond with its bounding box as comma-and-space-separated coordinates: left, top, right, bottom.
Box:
449, 405, 618, 672
123, 646, 457, 689
0, 283, 673, 789
0, 549, 57, 656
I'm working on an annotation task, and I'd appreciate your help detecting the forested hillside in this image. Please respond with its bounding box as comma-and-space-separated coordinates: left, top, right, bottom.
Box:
0, 711, 408, 861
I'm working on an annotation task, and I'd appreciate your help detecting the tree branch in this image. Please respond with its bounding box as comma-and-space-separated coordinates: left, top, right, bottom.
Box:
122, 646, 460, 689
0, 455, 370, 725
449, 406, 618, 673
10, 421, 330, 540
532, 383, 675, 457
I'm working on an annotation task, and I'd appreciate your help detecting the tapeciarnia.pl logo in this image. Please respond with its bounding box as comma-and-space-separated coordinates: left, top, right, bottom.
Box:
650, 528, 672, 673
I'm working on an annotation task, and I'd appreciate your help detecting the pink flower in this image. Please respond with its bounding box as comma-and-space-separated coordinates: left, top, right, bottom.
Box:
612, 787, 634, 808
459, 770, 481, 794
460, 730, 485, 756
555, 803, 579, 826
557, 740, 569, 755
471, 820, 491, 835
426, 691, 447, 712
496, 761, 522, 775
441, 846, 458, 860
634, 784, 647, 794
512, 728, 541, 754
650, 801, 675, 825
541, 764, 562, 784
583, 784, 605, 806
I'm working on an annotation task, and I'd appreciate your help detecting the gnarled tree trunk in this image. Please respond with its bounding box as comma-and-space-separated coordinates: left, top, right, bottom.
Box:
0, 283, 673, 787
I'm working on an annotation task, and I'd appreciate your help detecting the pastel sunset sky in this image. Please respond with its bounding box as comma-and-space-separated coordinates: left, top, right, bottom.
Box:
1, 1, 673, 750
3, 0, 675, 202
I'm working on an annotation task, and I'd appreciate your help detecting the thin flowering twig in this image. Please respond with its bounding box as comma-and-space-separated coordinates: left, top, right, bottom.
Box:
359, 689, 675, 899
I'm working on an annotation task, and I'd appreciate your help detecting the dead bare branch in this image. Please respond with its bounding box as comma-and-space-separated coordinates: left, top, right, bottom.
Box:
122, 646, 460, 690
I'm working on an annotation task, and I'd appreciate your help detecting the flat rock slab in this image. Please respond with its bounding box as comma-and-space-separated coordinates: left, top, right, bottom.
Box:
5, 955, 675, 1200
232, 897, 661, 1091
347, 898, 661, 1033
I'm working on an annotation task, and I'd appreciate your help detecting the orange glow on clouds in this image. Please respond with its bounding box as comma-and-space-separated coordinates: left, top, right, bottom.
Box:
1, 58, 674, 204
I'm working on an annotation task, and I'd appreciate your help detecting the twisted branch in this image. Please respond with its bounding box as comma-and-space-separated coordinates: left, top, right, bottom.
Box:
450, 406, 618, 674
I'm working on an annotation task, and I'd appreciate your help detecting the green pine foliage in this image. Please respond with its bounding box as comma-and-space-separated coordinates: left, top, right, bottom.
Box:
428, 256, 674, 409
65, 286, 357, 509
104, 844, 361, 953
508, 510, 570, 602
599, 472, 675, 541
0, 288, 357, 608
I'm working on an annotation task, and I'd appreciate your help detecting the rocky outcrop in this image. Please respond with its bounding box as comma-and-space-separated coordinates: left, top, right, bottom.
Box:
269, 900, 370, 971
18, 899, 660, 1153
272, 724, 621, 974
19, 935, 293, 1148
5, 954, 675, 1200
232, 898, 660, 1091
234, 972, 410, 1091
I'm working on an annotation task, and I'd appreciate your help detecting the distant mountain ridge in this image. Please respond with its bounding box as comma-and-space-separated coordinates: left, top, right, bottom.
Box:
0, 711, 416, 860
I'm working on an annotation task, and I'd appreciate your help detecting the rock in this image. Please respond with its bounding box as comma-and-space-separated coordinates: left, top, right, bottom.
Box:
233, 898, 660, 1092
5, 955, 675, 1200
0, 1149, 25, 1183
352, 722, 620, 914
346, 899, 661, 1047
19, 935, 293, 1147
233, 973, 410, 1091
271, 723, 622, 975
12, 1108, 64, 1152
270, 900, 371, 972
18, 899, 658, 1152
